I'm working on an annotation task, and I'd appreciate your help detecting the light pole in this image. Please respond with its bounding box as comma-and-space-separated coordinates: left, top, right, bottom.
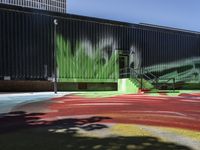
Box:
54, 19, 58, 94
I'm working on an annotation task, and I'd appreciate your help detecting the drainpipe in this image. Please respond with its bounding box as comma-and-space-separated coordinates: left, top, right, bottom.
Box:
54, 19, 58, 94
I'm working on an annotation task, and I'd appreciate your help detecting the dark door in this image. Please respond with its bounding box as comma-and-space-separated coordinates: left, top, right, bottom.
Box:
119, 55, 129, 78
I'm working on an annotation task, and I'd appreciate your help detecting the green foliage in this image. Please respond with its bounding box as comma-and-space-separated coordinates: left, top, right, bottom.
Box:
56, 35, 119, 81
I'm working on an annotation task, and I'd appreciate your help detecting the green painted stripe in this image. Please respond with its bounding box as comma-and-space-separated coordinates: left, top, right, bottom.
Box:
58, 78, 117, 83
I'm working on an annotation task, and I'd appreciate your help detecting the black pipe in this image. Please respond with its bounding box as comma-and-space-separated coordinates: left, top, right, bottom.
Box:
54, 19, 58, 94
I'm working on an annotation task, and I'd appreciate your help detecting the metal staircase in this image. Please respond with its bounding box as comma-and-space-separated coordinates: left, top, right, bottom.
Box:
119, 67, 176, 93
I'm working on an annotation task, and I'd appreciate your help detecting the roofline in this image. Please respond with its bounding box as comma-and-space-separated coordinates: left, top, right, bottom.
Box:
139, 23, 200, 35
0, 3, 199, 36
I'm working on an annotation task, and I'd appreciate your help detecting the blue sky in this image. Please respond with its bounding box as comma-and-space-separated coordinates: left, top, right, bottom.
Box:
68, 0, 200, 32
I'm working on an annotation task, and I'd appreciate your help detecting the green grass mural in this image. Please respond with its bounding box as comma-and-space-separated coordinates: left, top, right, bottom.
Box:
56, 35, 119, 82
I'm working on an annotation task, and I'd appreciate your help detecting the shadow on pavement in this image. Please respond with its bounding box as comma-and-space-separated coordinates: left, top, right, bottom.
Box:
0, 111, 193, 150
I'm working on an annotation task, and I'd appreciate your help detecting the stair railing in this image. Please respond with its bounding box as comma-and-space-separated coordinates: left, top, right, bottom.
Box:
157, 78, 175, 91
140, 69, 159, 88
119, 67, 142, 88
119, 67, 176, 92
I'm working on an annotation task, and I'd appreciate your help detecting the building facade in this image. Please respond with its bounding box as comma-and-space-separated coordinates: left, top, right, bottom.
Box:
0, 4, 200, 91
0, 0, 66, 13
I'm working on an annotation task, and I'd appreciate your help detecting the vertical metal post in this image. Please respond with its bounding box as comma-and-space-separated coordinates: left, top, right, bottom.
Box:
54, 19, 58, 94
173, 78, 175, 92
154, 77, 158, 89
140, 67, 143, 90
115, 50, 118, 80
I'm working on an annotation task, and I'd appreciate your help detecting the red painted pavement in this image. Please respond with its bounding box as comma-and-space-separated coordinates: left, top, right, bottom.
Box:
33, 93, 200, 131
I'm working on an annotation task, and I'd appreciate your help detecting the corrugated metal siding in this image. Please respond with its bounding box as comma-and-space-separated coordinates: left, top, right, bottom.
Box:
0, 4, 200, 84
56, 17, 123, 81
52, 18, 200, 83
141, 30, 200, 67
140, 29, 200, 82
0, 7, 54, 80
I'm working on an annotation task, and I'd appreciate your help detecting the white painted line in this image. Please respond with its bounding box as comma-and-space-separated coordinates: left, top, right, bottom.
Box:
73, 103, 131, 106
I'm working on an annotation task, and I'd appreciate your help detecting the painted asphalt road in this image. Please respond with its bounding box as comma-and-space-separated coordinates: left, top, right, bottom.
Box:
0, 92, 200, 150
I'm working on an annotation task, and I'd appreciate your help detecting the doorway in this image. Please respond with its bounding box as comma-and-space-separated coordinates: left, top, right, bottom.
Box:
119, 54, 129, 78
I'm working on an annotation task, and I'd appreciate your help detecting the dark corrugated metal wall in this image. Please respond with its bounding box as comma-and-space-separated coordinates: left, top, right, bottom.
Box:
141, 29, 200, 66
139, 28, 200, 82
0, 4, 200, 83
0, 7, 54, 80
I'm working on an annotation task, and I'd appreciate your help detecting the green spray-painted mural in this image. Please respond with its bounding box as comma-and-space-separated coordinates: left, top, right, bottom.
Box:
1, 4, 200, 92
144, 57, 200, 83
56, 35, 119, 82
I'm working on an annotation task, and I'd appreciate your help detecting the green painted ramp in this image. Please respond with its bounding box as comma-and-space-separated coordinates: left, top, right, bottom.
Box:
118, 78, 156, 94
118, 78, 139, 94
